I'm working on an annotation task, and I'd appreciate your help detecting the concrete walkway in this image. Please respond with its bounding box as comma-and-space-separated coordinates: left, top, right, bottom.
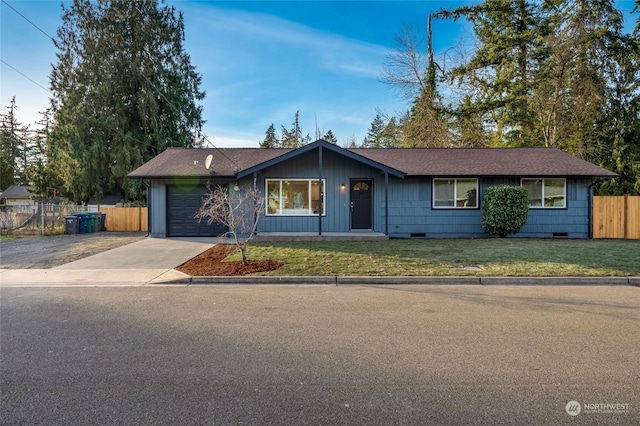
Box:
1, 237, 638, 287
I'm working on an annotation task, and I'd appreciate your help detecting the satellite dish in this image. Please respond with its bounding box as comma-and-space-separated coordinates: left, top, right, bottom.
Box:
205, 154, 213, 171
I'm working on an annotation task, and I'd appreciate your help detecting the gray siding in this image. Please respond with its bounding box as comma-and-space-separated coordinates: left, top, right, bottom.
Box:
385, 177, 592, 238
255, 149, 385, 233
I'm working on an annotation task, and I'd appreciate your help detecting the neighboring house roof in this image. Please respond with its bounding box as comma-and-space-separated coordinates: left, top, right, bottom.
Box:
127, 140, 617, 179
0, 185, 35, 199
87, 194, 123, 206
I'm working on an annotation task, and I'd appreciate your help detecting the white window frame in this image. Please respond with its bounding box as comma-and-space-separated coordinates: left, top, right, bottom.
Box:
265, 179, 326, 216
521, 178, 566, 208
432, 178, 479, 209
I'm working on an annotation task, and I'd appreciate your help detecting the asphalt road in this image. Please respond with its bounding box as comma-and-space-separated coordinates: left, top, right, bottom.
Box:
1, 285, 638, 425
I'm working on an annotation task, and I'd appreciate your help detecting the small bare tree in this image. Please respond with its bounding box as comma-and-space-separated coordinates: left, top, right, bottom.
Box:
196, 183, 264, 265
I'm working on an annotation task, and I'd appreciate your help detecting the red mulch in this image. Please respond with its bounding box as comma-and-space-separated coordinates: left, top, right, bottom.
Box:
175, 244, 284, 276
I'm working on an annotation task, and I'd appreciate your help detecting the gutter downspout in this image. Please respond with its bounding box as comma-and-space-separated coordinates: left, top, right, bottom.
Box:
318, 145, 323, 236
143, 180, 150, 237
384, 172, 389, 236
587, 179, 600, 239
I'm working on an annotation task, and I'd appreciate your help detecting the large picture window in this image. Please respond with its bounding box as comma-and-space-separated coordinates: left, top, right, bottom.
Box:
433, 179, 478, 208
266, 179, 325, 215
521, 178, 566, 208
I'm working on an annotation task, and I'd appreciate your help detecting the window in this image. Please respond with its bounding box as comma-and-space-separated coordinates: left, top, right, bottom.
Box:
266, 179, 325, 215
433, 179, 478, 208
521, 178, 566, 208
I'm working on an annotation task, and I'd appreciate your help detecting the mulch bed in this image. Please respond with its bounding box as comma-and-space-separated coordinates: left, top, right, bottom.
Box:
175, 244, 284, 276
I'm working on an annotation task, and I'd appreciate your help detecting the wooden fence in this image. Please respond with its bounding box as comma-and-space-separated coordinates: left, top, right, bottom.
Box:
593, 195, 640, 239
99, 207, 148, 232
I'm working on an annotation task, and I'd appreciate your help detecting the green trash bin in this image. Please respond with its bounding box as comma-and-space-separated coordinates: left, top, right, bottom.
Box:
84, 212, 95, 233
88, 212, 102, 232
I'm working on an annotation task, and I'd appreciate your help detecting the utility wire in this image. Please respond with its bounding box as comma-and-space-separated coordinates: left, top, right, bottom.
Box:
0, 59, 51, 94
1, 0, 55, 41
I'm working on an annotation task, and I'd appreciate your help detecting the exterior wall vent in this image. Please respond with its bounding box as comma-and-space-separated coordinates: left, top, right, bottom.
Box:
552, 232, 569, 238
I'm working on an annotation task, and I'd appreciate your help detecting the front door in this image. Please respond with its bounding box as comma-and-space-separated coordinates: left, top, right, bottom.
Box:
350, 179, 372, 230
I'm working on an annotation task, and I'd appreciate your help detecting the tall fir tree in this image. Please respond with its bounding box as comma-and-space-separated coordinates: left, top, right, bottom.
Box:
0, 97, 31, 185
48, 0, 205, 203
322, 130, 338, 144
281, 111, 304, 148
436, 0, 546, 145
260, 123, 280, 148
363, 114, 386, 148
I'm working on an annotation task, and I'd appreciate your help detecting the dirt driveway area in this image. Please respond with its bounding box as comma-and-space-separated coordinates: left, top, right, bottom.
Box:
0, 232, 147, 269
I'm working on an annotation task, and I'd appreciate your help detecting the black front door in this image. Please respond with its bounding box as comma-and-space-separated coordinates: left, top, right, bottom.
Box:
350, 179, 372, 230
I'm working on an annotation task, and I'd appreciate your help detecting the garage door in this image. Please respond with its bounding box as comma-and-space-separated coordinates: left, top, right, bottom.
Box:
167, 185, 228, 237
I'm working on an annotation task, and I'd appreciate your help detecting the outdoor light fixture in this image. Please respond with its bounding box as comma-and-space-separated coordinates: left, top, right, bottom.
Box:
341, 183, 345, 190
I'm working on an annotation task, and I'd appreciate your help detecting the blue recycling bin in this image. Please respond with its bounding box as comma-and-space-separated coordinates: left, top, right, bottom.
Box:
73, 213, 89, 234
100, 213, 106, 231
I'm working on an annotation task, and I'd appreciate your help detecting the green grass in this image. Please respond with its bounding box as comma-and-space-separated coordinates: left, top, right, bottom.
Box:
225, 239, 640, 276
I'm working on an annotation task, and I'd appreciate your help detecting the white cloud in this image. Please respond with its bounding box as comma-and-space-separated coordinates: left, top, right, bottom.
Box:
188, 5, 388, 79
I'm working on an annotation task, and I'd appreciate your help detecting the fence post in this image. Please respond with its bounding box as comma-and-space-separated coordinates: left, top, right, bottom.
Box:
40, 201, 45, 235
624, 194, 628, 240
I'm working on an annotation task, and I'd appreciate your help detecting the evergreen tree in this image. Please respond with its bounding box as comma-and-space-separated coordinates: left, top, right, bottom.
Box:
436, 0, 546, 145
403, 87, 450, 148
402, 14, 451, 148
27, 107, 63, 197
0, 153, 15, 191
281, 111, 304, 148
363, 113, 386, 147
48, 0, 205, 203
260, 123, 280, 148
322, 130, 338, 144
449, 96, 491, 147
0, 97, 31, 185
379, 117, 403, 148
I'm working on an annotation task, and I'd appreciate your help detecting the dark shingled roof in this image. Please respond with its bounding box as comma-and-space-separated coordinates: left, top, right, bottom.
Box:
352, 147, 618, 177
0, 185, 34, 198
127, 147, 293, 178
128, 145, 617, 179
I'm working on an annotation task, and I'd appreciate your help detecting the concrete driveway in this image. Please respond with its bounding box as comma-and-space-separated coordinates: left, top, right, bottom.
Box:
0, 237, 218, 286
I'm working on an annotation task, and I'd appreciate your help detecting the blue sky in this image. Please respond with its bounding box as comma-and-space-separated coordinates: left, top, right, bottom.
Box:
1, 1, 637, 148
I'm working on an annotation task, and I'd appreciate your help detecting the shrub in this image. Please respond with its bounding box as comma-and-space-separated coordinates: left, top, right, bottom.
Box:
481, 185, 529, 238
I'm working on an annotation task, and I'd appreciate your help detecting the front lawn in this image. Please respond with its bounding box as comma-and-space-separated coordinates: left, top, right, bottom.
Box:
225, 239, 640, 276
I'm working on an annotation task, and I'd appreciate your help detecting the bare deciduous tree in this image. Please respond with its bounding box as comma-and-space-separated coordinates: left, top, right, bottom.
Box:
196, 183, 264, 265
381, 24, 430, 101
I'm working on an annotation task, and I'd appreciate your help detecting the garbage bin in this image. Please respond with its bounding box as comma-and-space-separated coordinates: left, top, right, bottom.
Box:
100, 213, 107, 231
88, 212, 101, 232
65, 216, 79, 234
73, 213, 89, 234
85, 213, 95, 233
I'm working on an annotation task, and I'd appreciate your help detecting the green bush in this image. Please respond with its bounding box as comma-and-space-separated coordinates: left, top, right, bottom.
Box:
481, 186, 529, 238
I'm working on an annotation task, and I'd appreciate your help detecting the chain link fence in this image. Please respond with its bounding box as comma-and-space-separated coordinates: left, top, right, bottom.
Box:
0, 201, 85, 235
